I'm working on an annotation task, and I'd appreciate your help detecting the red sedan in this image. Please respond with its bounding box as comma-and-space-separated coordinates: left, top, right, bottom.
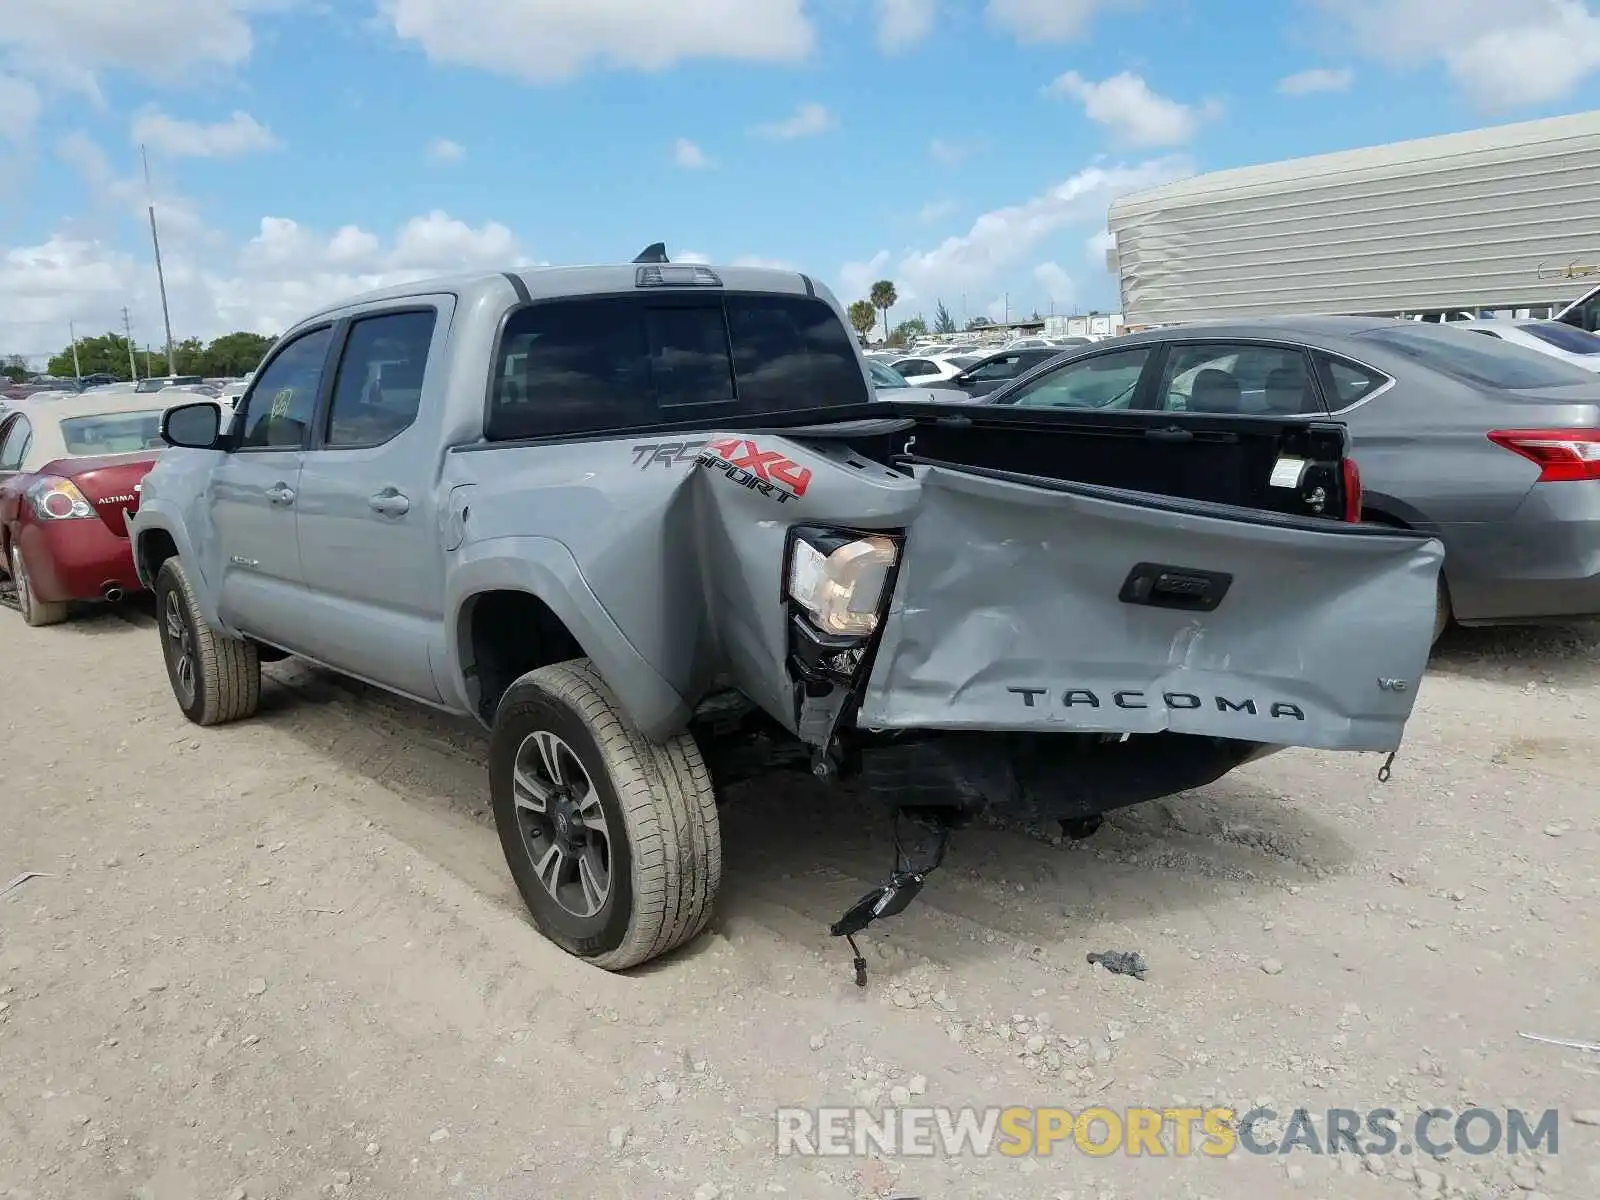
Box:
0, 394, 171, 627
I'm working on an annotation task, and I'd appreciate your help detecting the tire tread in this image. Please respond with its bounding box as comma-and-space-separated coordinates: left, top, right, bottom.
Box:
504, 659, 720, 970
157, 559, 261, 725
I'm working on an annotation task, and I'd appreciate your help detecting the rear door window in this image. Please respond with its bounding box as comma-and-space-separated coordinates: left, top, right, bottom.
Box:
1317, 356, 1390, 407
323, 309, 439, 448
488, 292, 868, 439
1360, 324, 1595, 388
1154, 344, 1323, 414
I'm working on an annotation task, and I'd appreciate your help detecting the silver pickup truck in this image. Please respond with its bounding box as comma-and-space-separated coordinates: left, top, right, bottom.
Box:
128, 252, 1443, 977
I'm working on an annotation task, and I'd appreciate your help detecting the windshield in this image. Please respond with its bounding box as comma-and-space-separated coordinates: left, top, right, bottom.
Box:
867, 360, 910, 388
58, 410, 167, 454
1522, 322, 1600, 356
1360, 324, 1596, 389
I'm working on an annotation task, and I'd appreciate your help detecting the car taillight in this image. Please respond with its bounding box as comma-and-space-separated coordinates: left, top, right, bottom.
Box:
25, 476, 96, 520
1487, 429, 1600, 482
1342, 458, 1362, 523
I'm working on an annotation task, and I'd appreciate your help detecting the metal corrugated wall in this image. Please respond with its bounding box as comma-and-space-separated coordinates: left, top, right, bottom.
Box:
1107, 113, 1600, 325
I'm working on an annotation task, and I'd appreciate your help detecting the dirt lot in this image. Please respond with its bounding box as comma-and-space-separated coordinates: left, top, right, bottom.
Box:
1, 600, 1597, 1200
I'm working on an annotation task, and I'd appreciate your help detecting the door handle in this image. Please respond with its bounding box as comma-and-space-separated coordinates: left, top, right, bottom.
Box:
369, 489, 410, 517
265, 482, 296, 505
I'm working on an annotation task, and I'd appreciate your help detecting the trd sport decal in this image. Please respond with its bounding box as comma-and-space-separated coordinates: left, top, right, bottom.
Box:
630, 440, 708, 469
697, 438, 813, 505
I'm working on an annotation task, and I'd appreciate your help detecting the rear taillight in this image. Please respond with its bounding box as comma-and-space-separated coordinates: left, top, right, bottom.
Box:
25, 476, 95, 521
1342, 458, 1362, 523
1487, 429, 1600, 482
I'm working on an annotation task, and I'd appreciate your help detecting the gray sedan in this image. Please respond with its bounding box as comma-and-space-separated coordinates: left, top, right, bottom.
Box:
978, 315, 1600, 635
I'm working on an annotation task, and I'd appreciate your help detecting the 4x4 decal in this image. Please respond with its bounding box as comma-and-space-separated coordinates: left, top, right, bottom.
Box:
697, 437, 813, 504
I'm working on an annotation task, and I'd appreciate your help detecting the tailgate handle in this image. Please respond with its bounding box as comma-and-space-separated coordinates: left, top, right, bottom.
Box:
1145, 426, 1194, 443
1119, 562, 1232, 612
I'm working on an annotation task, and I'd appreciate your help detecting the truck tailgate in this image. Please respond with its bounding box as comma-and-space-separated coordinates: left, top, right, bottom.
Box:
858, 464, 1443, 752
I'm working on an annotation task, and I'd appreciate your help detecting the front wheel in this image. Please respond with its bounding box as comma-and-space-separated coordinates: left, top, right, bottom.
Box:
489, 659, 721, 971
155, 558, 261, 725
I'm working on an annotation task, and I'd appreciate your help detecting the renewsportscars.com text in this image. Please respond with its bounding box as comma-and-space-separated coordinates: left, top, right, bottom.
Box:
774, 1105, 1561, 1158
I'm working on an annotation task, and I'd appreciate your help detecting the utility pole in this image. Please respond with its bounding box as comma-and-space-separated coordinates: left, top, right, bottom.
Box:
145, 345, 153, 377
121, 307, 138, 379
68, 319, 82, 380
141, 145, 177, 376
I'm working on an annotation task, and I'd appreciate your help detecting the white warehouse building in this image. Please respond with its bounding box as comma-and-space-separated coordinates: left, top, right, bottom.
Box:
1106, 110, 1600, 328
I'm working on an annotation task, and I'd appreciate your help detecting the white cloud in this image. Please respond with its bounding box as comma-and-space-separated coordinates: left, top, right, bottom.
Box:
731, 254, 795, 269
0, 74, 42, 142
130, 109, 279, 157
985, 0, 1132, 42
0, 197, 528, 362
0, 0, 267, 92
917, 199, 957, 224
1046, 71, 1216, 147
878, 0, 937, 51
673, 136, 712, 168
1084, 228, 1116, 267
426, 137, 465, 162
1317, 0, 1600, 109
381, 0, 814, 83
753, 101, 835, 139
675, 249, 711, 263
838, 156, 1189, 314
1277, 66, 1354, 95
1033, 261, 1074, 304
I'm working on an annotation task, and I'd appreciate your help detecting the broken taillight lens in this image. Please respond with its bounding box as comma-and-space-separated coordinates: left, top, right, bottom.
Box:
1486, 429, 1600, 482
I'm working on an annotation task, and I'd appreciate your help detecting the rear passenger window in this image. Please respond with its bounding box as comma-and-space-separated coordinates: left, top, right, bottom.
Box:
324, 310, 438, 448
1320, 357, 1389, 407
1156, 344, 1322, 414
487, 293, 870, 440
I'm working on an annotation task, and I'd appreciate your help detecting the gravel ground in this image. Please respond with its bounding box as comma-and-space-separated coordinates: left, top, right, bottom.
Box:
1, 600, 1597, 1200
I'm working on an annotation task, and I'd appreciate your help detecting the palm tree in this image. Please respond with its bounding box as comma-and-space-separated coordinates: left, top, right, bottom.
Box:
869, 280, 898, 343
847, 299, 877, 339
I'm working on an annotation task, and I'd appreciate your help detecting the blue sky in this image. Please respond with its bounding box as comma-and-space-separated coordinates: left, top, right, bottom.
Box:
3, 0, 1600, 358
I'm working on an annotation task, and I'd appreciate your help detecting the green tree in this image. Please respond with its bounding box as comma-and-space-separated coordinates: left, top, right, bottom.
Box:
889, 317, 927, 347
868, 279, 898, 341
195, 331, 276, 376
46, 332, 141, 380
933, 300, 957, 335
2, 355, 27, 382
847, 299, 877, 338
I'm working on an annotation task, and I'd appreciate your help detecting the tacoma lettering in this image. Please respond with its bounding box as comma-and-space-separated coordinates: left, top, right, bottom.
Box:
1007, 687, 1305, 721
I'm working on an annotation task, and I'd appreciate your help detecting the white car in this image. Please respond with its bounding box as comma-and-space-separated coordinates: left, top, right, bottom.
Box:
1454, 319, 1600, 371
888, 354, 979, 385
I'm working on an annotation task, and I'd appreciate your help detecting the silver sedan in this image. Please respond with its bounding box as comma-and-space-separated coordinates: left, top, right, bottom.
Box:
978, 315, 1600, 635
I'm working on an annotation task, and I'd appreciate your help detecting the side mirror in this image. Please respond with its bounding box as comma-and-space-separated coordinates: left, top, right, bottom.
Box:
161, 400, 223, 449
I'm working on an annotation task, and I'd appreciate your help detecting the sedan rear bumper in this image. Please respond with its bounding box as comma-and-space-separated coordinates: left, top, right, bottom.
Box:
16, 518, 142, 604
1442, 482, 1600, 623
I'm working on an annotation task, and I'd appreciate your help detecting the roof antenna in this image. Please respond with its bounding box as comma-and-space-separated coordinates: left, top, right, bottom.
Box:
633, 242, 669, 264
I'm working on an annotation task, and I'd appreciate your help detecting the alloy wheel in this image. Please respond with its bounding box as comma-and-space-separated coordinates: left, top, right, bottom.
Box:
510, 730, 612, 918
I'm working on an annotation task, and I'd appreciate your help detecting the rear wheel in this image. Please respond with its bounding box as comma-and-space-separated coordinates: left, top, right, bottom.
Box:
155, 558, 261, 725
9, 544, 68, 627
489, 659, 720, 970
